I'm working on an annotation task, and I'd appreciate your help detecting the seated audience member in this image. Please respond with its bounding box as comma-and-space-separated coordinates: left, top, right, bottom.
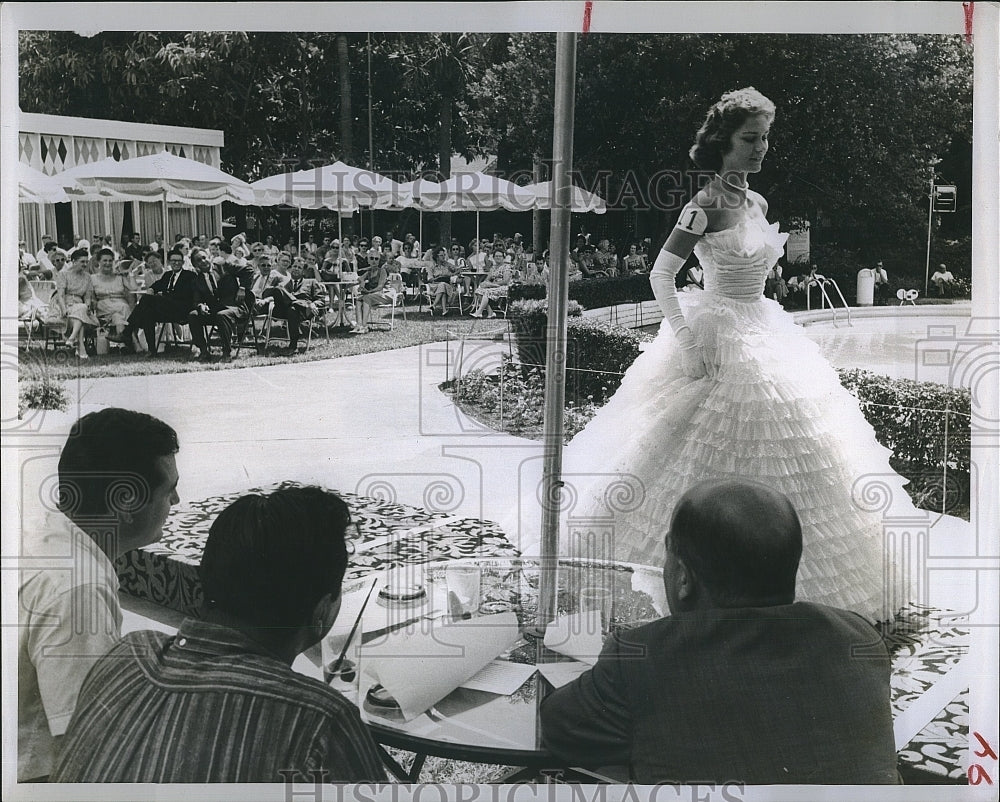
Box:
522, 257, 550, 286
52, 486, 385, 784
427, 245, 458, 315
351, 249, 389, 334
930, 263, 954, 297
91, 249, 137, 341
19, 409, 179, 782
124, 232, 145, 261
470, 258, 512, 318
540, 479, 899, 785
621, 243, 647, 274
396, 240, 422, 291
251, 252, 276, 305
112, 249, 196, 355
18, 272, 49, 322
593, 238, 618, 276
28, 241, 58, 279
48, 248, 98, 359
263, 262, 327, 353
188, 247, 255, 362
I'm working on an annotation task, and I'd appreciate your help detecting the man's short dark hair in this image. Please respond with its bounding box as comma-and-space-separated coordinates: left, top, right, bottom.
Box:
97, 248, 115, 260
200, 486, 351, 628
57, 408, 179, 519
669, 480, 802, 607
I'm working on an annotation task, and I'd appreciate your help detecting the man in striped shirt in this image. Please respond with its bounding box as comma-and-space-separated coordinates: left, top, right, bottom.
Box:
52, 486, 386, 783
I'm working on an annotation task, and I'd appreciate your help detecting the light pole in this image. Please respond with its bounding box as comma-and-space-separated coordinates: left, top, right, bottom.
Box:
924, 159, 941, 297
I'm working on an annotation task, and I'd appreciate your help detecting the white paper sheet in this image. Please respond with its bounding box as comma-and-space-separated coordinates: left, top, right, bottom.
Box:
536, 661, 591, 689
362, 611, 521, 721
459, 659, 537, 694
543, 610, 604, 666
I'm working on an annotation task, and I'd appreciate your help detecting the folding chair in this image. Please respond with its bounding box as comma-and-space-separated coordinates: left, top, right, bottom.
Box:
20, 281, 56, 348
368, 274, 408, 331
153, 322, 194, 355
264, 307, 316, 351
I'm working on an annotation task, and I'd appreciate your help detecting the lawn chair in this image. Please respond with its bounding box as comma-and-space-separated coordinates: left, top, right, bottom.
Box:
368, 273, 408, 331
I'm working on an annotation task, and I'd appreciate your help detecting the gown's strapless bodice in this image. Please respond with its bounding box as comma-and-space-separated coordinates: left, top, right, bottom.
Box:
693, 214, 788, 301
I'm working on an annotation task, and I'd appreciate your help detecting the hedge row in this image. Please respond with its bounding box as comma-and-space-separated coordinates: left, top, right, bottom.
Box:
508, 273, 654, 309
500, 308, 971, 510
508, 299, 641, 403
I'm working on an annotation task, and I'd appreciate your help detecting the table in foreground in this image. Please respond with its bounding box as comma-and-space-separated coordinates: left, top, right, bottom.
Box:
337, 557, 668, 781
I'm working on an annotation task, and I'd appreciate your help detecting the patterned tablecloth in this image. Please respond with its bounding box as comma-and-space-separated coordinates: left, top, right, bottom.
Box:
115, 481, 969, 783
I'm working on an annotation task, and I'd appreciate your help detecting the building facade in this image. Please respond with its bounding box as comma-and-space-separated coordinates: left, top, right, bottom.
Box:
18, 112, 225, 252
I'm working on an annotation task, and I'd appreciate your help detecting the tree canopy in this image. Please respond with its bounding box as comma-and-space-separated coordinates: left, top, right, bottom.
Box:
19, 30, 972, 248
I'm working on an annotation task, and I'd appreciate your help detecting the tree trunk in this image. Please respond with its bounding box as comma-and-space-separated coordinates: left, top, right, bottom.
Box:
438, 92, 452, 248
532, 153, 544, 257
337, 34, 353, 163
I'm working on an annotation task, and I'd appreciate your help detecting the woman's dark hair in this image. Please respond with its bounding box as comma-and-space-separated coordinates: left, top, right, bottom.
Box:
69, 248, 90, 263
430, 244, 447, 263
200, 486, 352, 628
689, 87, 776, 172
57, 408, 179, 519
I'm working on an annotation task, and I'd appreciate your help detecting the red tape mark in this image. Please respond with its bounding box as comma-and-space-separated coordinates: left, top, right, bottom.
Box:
583, 0, 593, 34
963, 2, 974, 44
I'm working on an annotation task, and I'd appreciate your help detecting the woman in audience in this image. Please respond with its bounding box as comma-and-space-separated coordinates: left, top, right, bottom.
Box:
523, 256, 550, 286
622, 243, 648, 274
396, 240, 422, 292
467, 239, 488, 272
428, 245, 458, 315
91, 250, 137, 342
49, 248, 99, 358
352, 250, 389, 334
470, 256, 513, 318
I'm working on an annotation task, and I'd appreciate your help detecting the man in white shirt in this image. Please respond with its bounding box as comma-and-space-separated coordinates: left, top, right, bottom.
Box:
17, 408, 180, 781
930, 264, 954, 296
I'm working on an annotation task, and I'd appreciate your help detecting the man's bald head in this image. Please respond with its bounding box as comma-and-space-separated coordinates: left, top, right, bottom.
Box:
666, 479, 802, 608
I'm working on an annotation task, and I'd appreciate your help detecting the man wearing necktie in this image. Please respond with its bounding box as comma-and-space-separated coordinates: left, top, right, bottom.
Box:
188, 248, 255, 362
261, 263, 327, 354
111, 248, 196, 355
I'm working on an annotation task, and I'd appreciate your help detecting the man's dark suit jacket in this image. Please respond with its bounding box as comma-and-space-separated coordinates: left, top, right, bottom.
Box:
191, 266, 255, 313
539, 602, 898, 785
149, 269, 197, 312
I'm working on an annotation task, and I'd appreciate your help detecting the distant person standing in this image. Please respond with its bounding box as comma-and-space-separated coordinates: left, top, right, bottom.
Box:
873, 260, 889, 306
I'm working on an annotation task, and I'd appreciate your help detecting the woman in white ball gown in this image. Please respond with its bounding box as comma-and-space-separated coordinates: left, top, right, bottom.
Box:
521, 88, 910, 621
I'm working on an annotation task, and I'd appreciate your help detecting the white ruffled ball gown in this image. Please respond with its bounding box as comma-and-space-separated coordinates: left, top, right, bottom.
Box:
517, 208, 911, 621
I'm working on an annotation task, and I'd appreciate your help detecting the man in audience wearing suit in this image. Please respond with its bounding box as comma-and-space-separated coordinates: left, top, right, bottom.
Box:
187, 247, 255, 363
540, 478, 899, 785
112, 248, 197, 356
262, 261, 327, 355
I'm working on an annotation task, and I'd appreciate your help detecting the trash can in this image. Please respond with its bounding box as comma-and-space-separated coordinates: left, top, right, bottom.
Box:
856, 268, 875, 307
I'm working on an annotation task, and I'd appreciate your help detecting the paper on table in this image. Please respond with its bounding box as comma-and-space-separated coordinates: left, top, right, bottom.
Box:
543, 610, 604, 666
537, 661, 591, 689
362, 612, 520, 721
459, 659, 537, 695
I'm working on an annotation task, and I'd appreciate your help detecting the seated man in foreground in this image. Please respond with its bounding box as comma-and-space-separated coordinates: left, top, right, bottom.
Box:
18, 408, 180, 781
52, 486, 386, 783
539, 479, 899, 785
112, 249, 196, 355
262, 261, 327, 352
187, 247, 255, 362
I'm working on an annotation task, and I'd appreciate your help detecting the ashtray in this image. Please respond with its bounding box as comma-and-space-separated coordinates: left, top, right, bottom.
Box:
376, 581, 428, 609
366, 684, 401, 710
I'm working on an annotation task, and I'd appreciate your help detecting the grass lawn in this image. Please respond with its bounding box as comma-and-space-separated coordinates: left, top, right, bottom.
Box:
18, 308, 510, 382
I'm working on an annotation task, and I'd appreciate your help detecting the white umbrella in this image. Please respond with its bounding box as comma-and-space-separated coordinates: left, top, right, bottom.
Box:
19, 163, 72, 204
59, 151, 255, 244
523, 180, 607, 214
417, 171, 536, 245
396, 178, 443, 253
252, 160, 404, 250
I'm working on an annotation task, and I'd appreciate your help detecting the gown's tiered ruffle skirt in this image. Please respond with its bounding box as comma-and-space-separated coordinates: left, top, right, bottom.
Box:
556, 291, 910, 621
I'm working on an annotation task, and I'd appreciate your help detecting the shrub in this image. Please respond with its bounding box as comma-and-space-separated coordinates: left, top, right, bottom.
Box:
18, 377, 68, 418
508, 273, 654, 309
509, 301, 639, 403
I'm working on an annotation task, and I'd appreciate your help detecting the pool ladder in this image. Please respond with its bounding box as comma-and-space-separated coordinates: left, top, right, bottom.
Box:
806, 278, 853, 327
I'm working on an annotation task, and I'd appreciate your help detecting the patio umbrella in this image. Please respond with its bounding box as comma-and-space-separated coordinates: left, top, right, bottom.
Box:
522, 180, 607, 214
417, 171, 536, 244
396, 178, 443, 254
59, 151, 255, 244
18, 163, 72, 204
252, 161, 404, 250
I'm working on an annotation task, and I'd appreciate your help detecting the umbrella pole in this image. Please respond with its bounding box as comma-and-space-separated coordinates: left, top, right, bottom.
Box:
162, 189, 169, 252
419, 210, 423, 253
338, 211, 343, 249
537, 32, 577, 634
476, 211, 480, 250
298, 206, 302, 255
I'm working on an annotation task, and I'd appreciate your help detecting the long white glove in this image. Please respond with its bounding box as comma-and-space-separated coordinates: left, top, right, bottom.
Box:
650, 247, 708, 379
